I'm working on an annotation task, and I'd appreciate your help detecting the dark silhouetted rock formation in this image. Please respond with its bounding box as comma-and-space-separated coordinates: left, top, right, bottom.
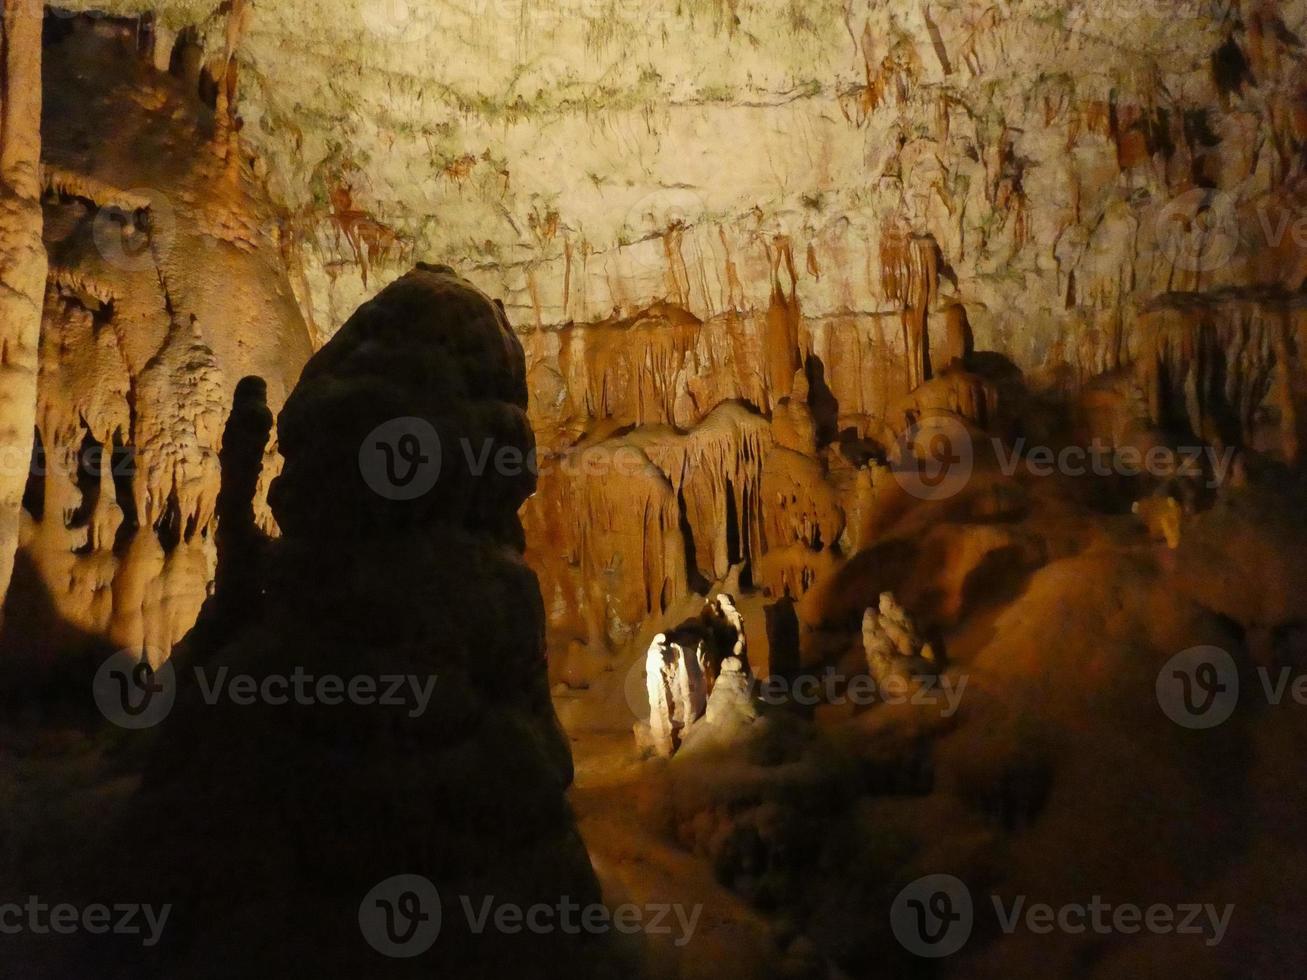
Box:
94, 266, 606, 978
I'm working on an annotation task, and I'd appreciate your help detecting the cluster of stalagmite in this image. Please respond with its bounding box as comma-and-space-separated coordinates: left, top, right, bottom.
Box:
862, 592, 937, 686
637, 593, 756, 757
639, 632, 710, 759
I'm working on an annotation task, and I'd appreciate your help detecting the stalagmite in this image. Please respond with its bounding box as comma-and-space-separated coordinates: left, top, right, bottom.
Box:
863, 592, 937, 685
714, 593, 748, 664
643, 633, 678, 758
636, 630, 710, 758
101, 266, 607, 976
701, 656, 758, 730
189, 375, 273, 647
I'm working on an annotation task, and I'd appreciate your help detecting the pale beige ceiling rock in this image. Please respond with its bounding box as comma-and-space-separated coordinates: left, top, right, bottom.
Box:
52, 0, 1277, 372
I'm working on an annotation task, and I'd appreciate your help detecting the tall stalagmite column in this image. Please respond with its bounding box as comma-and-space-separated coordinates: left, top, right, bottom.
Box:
0, 0, 46, 618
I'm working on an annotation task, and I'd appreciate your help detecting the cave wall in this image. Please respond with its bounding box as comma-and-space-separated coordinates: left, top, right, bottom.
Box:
95, 0, 1307, 372
0, 0, 49, 625
4, 0, 1306, 672
1, 17, 313, 670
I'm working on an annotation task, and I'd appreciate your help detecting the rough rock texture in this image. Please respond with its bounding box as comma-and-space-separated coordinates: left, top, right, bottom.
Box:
676, 652, 759, 755
0, 20, 312, 672
637, 630, 710, 758
95, 267, 605, 977
635, 593, 752, 756
861, 590, 936, 684
0, 0, 47, 623
16, 0, 1304, 693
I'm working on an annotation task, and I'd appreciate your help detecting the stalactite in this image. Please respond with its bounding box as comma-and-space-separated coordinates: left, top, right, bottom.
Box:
1137, 295, 1300, 458
880, 228, 938, 391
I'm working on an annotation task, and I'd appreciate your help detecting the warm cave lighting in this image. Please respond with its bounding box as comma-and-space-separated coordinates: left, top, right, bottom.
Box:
1, 1, 1305, 977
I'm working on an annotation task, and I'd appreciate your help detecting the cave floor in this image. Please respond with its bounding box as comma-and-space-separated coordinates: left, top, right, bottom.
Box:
567, 730, 789, 980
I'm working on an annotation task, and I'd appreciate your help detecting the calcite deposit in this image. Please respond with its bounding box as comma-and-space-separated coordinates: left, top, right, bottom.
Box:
3, 0, 1300, 692
862, 591, 937, 685
638, 631, 709, 759
0, 19, 312, 671
3, 1, 1307, 978
0, 0, 48, 623
636, 593, 752, 757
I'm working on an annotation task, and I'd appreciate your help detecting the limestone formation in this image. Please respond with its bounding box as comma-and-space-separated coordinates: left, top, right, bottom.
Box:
637, 631, 710, 759
188, 375, 273, 647
1134, 496, 1185, 550
713, 594, 748, 665
637, 593, 758, 757
701, 656, 758, 731
0, 21, 312, 668
863, 592, 937, 686
0, 0, 47, 622
675, 653, 760, 756
3, 4, 1307, 977
11, 0, 1305, 696
98, 267, 605, 976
